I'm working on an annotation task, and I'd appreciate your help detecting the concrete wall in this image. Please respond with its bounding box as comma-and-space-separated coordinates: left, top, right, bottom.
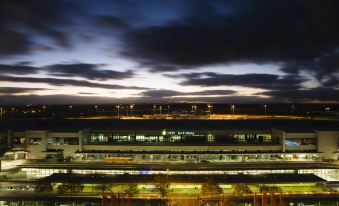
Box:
272, 129, 285, 152
47, 132, 79, 157
25, 130, 48, 159
317, 131, 339, 160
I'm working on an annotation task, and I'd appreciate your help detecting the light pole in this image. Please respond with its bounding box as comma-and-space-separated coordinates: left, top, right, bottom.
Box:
11, 107, 15, 119
130, 104, 134, 117
153, 104, 156, 116
116, 105, 120, 119
231, 105, 235, 119
264, 104, 267, 116
193, 105, 197, 116
207, 104, 213, 114
126, 105, 129, 117
159, 106, 162, 117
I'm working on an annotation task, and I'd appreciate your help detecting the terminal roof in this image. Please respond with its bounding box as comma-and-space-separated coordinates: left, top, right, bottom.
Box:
41, 173, 325, 184
0, 119, 338, 132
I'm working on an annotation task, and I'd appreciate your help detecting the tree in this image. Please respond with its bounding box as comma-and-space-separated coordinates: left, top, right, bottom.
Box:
315, 183, 331, 192
154, 174, 171, 198
221, 196, 236, 206
124, 183, 140, 206
200, 178, 223, 196
57, 183, 68, 194
94, 182, 113, 195
57, 183, 83, 194
35, 181, 53, 192
233, 184, 252, 195
258, 184, 282, 193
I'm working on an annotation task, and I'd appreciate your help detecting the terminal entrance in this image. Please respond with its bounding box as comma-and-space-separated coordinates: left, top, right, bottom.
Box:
73, 151, 319, 163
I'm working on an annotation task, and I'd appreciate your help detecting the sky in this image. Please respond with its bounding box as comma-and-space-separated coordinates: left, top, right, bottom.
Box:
0, 0, 338, 104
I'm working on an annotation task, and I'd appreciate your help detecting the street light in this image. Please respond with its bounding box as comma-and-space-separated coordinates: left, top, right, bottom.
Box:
207, 104, 213, 113
159, 106, 162, 116
264, 104, 267, 116
116, 105, 120, 119
11, 107, 15, 119
130, 104, 134, 116
231, 105, 235, 119
126, 105, 129, 117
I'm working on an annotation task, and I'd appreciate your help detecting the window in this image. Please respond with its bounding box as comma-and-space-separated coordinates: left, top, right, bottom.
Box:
47, 137, 78, 145
285, 138, 316, 146
89, 134, 108, 143
170, 135, 181, 142
29, 138, 41, 145
13, 137, 26, 145
207, 134, 215, 142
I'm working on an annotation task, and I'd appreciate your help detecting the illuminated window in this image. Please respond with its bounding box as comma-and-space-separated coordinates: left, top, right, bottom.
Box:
136, 135, 145, 141
207, 134, 215, 142
29, 138, 41, 145
170, 135, 181, 142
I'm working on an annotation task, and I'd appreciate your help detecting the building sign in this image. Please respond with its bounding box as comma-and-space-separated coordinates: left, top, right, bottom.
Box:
167, 131, 195, 135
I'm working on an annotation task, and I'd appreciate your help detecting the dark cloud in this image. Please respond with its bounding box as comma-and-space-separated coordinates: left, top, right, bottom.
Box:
0, 0, 338, 103
0, 64, 39, 75
0, 28, 31, 55
259, 87, 339, 102
95, 15, 129, 30
141, 89, 236, 98
0, 63, 134, 80
78, 92, 96, 95
0, 94, 136, 105
46, 63, 134, 80
0, 0, 79, 55
0, 87, 50, 94
322, 76, 339, 87
178, 73, 306, 90
0, 75, 146, 90
281, 52, 339, 81
121, 0, 339, 79
0, 94, 264, 105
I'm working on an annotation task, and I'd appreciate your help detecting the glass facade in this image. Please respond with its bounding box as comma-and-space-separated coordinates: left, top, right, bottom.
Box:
74, 152, 319, 162
22, 167, 338, 181
47, 137, 79, 145
84, 131, 273, 145
285, 138, 316, 146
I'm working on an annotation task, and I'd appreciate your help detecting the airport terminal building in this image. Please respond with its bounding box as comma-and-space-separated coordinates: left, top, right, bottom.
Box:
2, 119, 338, 161
0, 119, 338, 181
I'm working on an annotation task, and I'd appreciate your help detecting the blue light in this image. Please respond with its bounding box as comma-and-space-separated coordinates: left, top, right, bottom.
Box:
285, 140, 300, 146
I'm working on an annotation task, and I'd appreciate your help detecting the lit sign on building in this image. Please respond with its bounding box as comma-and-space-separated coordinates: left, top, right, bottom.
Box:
167, 131, 195, 135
